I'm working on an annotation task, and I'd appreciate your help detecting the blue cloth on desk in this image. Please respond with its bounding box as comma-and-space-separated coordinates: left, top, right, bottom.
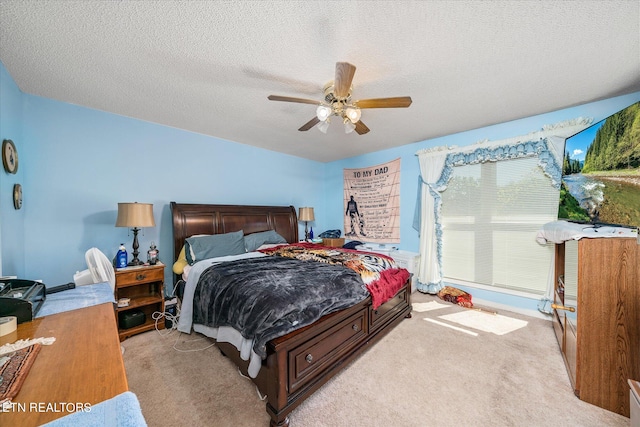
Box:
37, 282, 115, 317
41, 391, 147, 427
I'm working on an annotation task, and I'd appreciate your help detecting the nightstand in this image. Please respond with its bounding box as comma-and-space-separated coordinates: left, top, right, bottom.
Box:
114, 262, 164, 340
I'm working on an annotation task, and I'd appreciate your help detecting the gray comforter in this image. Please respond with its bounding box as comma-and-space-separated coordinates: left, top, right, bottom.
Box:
192, 256, 369, 358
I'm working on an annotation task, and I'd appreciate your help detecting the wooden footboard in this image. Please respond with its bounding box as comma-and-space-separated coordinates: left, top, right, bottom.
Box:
218, 279, 412, 427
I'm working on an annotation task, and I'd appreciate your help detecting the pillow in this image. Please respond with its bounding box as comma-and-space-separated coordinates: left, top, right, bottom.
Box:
172, 245, 189, 275
244, 230, 287, 252
185, 230, 246, 265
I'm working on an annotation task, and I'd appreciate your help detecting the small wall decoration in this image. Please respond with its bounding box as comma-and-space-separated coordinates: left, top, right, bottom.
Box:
2, 139, 18, 174
343, 158, 401, 243
13, 184, 22, 209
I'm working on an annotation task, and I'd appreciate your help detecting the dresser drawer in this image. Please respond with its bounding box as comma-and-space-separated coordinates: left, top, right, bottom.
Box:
370, 287, 408, 331
288, 308, 367, 393
116, 266, 164, 287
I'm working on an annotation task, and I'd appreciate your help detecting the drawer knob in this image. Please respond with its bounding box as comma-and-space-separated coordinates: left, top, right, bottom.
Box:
305, 354, 313, 363
136, 273, 146, 281
352, 324, 359, 332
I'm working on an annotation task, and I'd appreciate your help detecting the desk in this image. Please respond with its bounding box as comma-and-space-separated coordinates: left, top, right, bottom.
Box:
0, 303, 128, 426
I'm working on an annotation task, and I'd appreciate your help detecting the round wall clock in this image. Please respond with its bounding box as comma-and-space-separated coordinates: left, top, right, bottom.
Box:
2, 139, 18, 174
13, 184, 22, 209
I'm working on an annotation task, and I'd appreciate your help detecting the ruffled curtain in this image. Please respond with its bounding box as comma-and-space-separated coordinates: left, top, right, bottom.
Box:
413, 118, 593, 306
415, 147, 450, 293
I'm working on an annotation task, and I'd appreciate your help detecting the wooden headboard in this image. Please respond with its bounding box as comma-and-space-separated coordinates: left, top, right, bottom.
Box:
170, 202, 298, 281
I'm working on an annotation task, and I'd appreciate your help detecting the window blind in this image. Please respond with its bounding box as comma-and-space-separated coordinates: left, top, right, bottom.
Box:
440, 157, 558, 295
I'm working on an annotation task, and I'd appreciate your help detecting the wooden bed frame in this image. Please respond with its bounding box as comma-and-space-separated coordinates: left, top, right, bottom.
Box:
171, 202, 412, 427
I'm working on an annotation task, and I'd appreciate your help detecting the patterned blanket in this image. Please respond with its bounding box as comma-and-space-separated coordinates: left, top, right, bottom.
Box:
260, 243, 410, 309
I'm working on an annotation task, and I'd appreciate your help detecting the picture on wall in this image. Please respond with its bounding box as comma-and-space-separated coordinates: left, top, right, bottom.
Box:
343, 158, 401, 243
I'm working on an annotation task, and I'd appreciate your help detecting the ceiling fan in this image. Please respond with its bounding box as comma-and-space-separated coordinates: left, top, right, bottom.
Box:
268, 62, 412, 135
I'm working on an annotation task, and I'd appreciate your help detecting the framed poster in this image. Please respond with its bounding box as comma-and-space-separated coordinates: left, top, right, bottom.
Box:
343, 158, 401, 243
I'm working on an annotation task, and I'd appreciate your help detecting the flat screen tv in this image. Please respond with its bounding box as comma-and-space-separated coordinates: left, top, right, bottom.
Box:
558, 101, 640, 229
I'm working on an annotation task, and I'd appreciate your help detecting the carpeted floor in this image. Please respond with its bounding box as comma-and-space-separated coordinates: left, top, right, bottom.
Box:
122, 292, 630, 427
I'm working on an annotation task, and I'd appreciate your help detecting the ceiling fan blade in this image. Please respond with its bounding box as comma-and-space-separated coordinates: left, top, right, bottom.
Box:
268, 95, 320, 105
334, 62, 356, 98
298, 117, 321, 131
355, 97, 413, 109
354, 120, 370, 135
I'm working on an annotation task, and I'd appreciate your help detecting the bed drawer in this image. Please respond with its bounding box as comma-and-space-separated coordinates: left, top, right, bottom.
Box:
370, 287, 408, 331
288, 307, 368, 393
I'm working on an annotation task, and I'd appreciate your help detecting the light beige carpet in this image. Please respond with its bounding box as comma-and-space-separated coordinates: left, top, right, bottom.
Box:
122, 292, 630, 427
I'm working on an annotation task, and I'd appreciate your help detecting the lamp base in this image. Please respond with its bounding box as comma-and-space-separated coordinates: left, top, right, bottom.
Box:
127, 227, 144, 266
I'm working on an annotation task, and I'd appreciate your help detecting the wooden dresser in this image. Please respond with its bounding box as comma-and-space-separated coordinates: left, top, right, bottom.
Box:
552, 237, 640, 416
0, 303, 128, 426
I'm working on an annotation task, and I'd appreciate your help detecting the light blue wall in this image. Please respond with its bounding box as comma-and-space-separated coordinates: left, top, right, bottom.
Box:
2, 58, 639, 308
1, 62, 324, 292
0, 62, 25, 277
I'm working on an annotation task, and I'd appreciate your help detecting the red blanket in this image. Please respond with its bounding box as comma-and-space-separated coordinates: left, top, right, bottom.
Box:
260, 243, 410, 309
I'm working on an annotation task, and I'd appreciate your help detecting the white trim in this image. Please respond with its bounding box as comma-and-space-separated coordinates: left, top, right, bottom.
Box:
443, 278, 552, 321
444, 278, 544, 299
471, 297, 552, 321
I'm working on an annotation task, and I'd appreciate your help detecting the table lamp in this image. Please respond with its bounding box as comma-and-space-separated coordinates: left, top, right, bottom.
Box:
298, 207, 315, 241
116, 202, 155, 266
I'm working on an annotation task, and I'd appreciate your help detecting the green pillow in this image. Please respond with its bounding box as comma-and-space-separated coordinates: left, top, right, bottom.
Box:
185, 230, 246, 265
244, 230, 287, 252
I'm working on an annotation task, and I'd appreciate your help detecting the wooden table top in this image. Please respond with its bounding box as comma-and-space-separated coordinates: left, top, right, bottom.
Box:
0, 303, 128, 426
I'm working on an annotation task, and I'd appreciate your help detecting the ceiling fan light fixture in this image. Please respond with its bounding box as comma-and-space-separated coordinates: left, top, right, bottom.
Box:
316, 105, 332, 121
268, 62, 412, 135
318, 120, 330, 134
345, 106, 361, 123
343, 118, 356, 134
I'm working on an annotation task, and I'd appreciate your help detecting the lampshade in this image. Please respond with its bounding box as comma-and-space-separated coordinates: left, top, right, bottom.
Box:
316, 105, 332, 121
343, 118, 356, 134
115, 202, 155, 228
298, 207, 315, 222
317, 120, 330, 134
344, 106, 361, 123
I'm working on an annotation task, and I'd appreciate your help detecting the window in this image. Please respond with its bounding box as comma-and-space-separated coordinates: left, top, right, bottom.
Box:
440, 157, 558, 295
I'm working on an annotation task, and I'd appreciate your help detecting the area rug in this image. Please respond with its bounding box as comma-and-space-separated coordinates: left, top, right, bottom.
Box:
0, 343, 41, 404
438, 310, 528, 335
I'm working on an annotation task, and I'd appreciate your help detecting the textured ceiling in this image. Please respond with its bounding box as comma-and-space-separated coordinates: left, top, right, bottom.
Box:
1, 1, 639, 162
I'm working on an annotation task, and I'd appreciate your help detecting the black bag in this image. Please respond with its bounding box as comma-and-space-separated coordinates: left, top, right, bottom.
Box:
318, 229, 341, 238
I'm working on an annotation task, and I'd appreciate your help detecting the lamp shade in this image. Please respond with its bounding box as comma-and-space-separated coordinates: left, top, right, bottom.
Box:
317, 120, 330, 134
343, 118, 356, 134
344, 106, 361, 123
316, 105, 332, 121
115, 202, 155, 228
298, 207, 315, 222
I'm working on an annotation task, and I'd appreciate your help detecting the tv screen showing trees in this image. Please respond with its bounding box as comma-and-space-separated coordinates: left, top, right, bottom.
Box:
559, 101, 639, 228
